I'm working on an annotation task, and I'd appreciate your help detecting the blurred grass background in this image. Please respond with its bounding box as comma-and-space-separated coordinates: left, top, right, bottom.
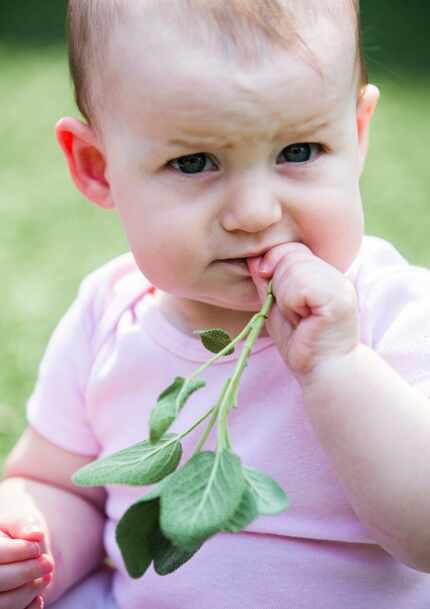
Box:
0, 1, 429, 465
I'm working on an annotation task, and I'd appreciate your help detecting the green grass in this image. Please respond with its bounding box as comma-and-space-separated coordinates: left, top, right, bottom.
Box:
0, 44, 429, 466
0, 47, 127, 462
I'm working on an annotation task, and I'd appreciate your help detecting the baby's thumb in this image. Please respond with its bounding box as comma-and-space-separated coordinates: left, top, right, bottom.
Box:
247, 257, 269, 303
3, 518, 45, 543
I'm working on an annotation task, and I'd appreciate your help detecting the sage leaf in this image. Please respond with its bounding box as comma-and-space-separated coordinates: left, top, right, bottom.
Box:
194, 328, 234, 355
160, 450, 245, 549
243, 467, 289, 515
116, 495, 159, 578
150, 526, 203, 575
72, 434, 182, 487
115, 478, 173, 578
223, 485, 258, 532
150, 377, 206, 443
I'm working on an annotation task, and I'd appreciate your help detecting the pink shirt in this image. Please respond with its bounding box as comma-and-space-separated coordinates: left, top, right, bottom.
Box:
27, 236, 430, 608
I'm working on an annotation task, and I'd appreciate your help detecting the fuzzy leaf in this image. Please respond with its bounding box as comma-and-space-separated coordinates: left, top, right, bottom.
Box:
160, 450, 245, 549
150, 526, 203, 575
243, 467, 289, 515
116, 495, 159, 578
223, 485, 258, 532
72, 434, 182, 487
150, 377, 206, 443
115, 478, 172, 578
194, 328, 234, 355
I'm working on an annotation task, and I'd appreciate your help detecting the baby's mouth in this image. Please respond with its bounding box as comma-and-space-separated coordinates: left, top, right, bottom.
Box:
220, 258, 250, 271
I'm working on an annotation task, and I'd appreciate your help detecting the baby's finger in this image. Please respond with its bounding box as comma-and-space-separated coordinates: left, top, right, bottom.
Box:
0, 554, 54, 591
26, 596, 45, 609
0, 575, 51, 609
258, 242, 314, 278
1, 520, 45, 545
247, 257, 270, 303
0, 536, 41, 564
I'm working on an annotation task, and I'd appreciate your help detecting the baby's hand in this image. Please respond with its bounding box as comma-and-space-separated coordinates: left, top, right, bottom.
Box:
0, 519, 54, 609
248, 242, 359, 382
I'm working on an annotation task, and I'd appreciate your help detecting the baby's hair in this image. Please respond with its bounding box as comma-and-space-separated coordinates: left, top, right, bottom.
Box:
67, 0, 367, 128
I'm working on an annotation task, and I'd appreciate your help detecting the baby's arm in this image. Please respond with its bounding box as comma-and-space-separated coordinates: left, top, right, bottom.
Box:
1, 426, 107, 605
300, 345, 430, 572
249, 244, 430, 573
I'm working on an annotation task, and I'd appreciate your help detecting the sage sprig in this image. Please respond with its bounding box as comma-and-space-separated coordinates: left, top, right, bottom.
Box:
72, 281, 289, 577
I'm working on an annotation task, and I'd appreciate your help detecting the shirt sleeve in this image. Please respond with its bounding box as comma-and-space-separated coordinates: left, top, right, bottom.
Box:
26, 268, 109, 456
359, 263, 430, 397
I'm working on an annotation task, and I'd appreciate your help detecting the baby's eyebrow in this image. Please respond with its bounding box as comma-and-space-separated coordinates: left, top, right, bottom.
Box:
166, 118, 331, 150
167, 137, 234, 150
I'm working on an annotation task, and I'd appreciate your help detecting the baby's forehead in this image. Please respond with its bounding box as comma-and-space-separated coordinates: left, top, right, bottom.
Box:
102, 48, 353, 158
68, 0, 363, 130
88, 1, 360, 142
104, 4, 357, 122
118, 0, 358, 66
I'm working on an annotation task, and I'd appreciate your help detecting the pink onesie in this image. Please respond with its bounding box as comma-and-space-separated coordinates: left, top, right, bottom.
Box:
27, 235, 430, 608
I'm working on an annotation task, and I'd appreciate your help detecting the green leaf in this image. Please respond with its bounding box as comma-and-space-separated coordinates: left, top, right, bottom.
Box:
115, 477, 173, 578
150, 526, 203, 575
149, 377, 206, 443
116, 495, 159, 578
160, 450, 245, 549
223, 485, 258, 532
194, 328, 234, 355
243, 467, 289, 515
72, 434, 182, 487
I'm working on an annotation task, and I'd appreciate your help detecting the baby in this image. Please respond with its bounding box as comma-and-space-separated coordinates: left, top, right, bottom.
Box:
2, 0, 430, 607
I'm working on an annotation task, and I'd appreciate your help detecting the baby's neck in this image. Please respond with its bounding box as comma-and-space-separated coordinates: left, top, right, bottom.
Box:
153, 290, 268, 341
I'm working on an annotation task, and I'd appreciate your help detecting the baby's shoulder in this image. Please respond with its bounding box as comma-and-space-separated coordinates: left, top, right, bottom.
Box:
82, 251, 150, 302
353, 236, 430, 332
354, 235, 430, 297
355, 237, 430, 383
355, 235, 408, 276
76, 252, 154, 337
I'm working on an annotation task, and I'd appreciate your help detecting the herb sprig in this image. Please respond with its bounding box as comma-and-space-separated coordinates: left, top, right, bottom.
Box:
72, 281, 289, 577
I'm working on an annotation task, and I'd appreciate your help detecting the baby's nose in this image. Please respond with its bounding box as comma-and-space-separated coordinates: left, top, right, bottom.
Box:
221, 180, 283, 233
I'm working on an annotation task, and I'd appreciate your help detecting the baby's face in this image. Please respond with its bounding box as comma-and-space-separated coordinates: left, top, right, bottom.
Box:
100, 11, 368, 321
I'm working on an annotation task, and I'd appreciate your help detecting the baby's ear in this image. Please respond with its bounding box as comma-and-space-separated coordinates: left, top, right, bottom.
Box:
55, 117, 114, 210
356, 84, 380, 176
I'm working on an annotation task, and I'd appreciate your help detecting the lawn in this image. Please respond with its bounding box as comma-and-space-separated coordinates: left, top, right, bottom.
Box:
1, 42, 429, 467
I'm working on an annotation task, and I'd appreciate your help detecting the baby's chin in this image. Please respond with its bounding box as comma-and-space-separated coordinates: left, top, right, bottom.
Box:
207, 274, 261, 306
194, 295, 267, 338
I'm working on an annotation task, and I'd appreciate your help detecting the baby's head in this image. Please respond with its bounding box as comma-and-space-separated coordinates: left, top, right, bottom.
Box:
58, 0, 379, 319
67, 0, 368, 127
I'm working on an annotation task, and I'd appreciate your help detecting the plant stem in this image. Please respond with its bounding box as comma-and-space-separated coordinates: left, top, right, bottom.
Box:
139, 404, 218, 465
175, 404, 218, 442
188, 314, 260, 380
192, 405, 220, 456
216, 283, 273, 451
191, 379, 231, 457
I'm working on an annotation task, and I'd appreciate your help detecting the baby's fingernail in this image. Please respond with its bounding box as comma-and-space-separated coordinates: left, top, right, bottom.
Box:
34, 573, 52, 588
28, 542, 41, 557
259, 262, 270, 274
38, 555, 54, 575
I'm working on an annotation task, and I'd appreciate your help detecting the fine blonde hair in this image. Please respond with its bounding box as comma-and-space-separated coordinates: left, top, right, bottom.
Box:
67, 0, 367, 126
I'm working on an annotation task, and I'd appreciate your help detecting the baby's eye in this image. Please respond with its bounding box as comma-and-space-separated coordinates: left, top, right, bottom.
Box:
277, 143, 322, 164
168, 153, 217, 175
